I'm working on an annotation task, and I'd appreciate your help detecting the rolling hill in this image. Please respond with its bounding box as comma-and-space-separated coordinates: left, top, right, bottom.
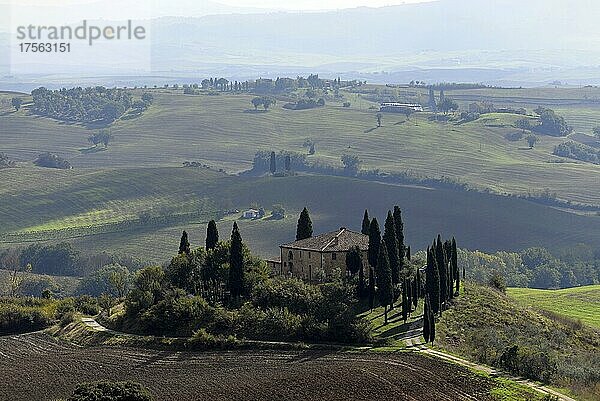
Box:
508, 285, 600, 330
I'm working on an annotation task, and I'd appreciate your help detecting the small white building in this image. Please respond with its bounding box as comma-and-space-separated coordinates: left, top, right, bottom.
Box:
242, 209, 260, 219
379, 102, 424, 113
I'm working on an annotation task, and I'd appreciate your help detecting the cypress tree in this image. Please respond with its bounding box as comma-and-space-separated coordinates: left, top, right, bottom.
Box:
284, 154, 291, 171
426, 247, 441, 314
392, 206, 405, 266
269, 151, 276, 174
358, 263, 365, 299
423, 296, 431, 343
206, 220, 219, 250
435, 235, 448, 309
376, 242, 394, 325
444, 240, 454, 300
361, 209, 370, 235
296, 207, 313, 240
402, 280, 409, 322
228, 222, 244, 299
345, 246, 362, 276
452, 237, 459, 296
407, 278, 413, 314
383, 211, 400, 287
178, 230, 191, 255
406, 246, 411, 261
368, 267, 375, 310
430, 306, 436, 345
412, 273, 418, 309
367, 218, 381, 268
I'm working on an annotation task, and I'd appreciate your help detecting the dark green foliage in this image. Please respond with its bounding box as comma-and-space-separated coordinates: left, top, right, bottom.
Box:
367, 218, 381, 268
451, 238, 459, 295
76, 264, 131, 297
435, 236, 448, 309
411, 274, 418, 309
430, 306, 436, 344
345, 246, 362, 276
406, 246, 411, 261
553, 141, 600, 164
284, 154, 291, 171
11, 97, 22, 111
361, 209, 370, 235
31, 86, 134, 124
437, 97, 459, 114
392, 206, 406, 269
0, 298, 54, 335
368, 267, 375, 310
358, 263, 365, 298
178, 230, 191, 255
34, 152, 71, 169
228, 222, 245, 299
423, 296, 431, 343
376, 242, 394, 324
533, 107, 572, 137
206, 220, 219, 250
401, 280, 409, 323
296, 207, 313, 240
20, 243, 80, 276
67, 381, 152, 401
269, 151, 276, 173
426, 247, 441, 314
383, 211, 400, 286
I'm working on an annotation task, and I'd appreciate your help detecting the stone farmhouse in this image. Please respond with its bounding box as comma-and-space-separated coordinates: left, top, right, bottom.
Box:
267, 227, 369, 281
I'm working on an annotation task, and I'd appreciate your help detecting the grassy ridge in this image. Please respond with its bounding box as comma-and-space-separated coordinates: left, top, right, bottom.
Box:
508, 285, 600, 329
437, 282, 600, 401
1, 89, 599, 204
1, 168, 599, 262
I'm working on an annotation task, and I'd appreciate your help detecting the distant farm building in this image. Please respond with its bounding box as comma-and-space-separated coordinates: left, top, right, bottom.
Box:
379, 102, 424, 113
269, 227, 369, 281
241, 209, 260, 219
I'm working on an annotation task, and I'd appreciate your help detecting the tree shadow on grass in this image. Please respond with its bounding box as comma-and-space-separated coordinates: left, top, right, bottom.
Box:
243, 109, 268, 114
364, 127, 379, 133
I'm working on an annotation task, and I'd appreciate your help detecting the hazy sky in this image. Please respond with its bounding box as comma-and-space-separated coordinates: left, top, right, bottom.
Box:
219, 0, 432, 9
5, 0, 433, 10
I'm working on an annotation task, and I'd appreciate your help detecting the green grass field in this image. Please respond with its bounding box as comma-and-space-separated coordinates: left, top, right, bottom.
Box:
1, 87, 599, 205
508, 285, 600, 329
1, 167, 600, 263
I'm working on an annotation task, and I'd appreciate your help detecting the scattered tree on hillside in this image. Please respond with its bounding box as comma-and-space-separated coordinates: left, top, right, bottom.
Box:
593, 126, 600, 139
284, 154, 291, 171
206, 220, 219, 250
178, 231, 191, 255
88, 130, 113, 148
11, 97, 22, 111
228, 222, 244, 299
438, 97, 459, 114
376, 242, 394, 324
376, 113, 383, 127
533, 107, 572, 136
367, 218, 381, 269
341, 154, 361, 176
252, 97, 262, 110
515, 118, 531, 133
361, 210, 370, 235
526, 134, 538, 149
34, 152, 71, 169
269, 151, 276, 174
296, 207, 313, 240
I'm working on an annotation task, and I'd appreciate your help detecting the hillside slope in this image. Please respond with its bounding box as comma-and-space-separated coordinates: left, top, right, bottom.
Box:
437, 282, 600, 401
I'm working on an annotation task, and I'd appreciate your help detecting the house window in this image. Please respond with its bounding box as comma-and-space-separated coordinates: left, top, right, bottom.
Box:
332, 252, 337, 260
288, 251, 293, 261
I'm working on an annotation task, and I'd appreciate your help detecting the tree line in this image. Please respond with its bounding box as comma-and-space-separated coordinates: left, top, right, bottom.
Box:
30, 86, 153, 124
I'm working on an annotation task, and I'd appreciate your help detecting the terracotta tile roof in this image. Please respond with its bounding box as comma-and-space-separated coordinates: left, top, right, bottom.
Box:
281, 228, 368, 252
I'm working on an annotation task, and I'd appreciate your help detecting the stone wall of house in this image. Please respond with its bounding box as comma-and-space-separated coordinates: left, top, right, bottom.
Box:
280, 247, 369, 281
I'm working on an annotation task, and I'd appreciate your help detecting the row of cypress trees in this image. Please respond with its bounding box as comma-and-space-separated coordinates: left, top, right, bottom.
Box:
177, 219, 246, 301
423, 235, 461, 344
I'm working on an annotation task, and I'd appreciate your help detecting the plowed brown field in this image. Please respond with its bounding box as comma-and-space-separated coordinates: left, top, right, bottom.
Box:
1, 333, 501, 401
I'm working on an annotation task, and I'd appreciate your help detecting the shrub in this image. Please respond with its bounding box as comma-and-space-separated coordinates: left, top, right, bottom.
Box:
34, 152, 72, 169
488, 271, 506, 293
68, 381, 153, 401
0, 303, 52, 334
